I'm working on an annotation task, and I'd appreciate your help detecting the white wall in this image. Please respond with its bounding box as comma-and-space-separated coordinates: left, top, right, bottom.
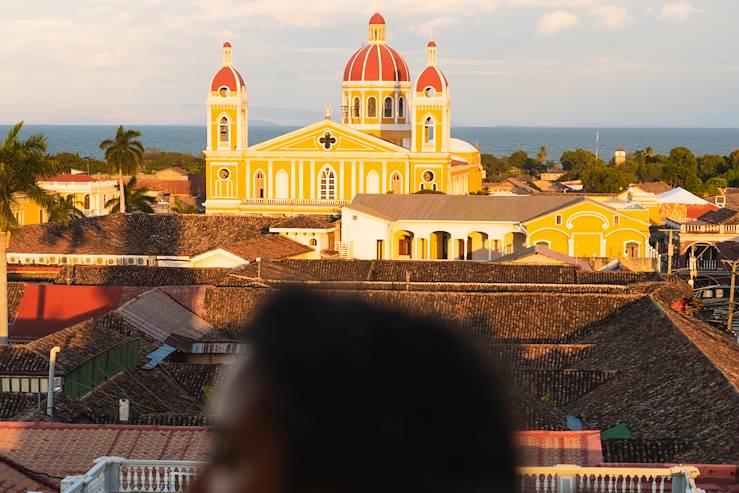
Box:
341, 207, 391, 259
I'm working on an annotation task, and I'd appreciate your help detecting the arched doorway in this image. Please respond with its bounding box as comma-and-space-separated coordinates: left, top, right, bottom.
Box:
390, 172, 402, 194
392, 230, 414, 259
275, 169, 289, 199
366, 170, 380, 194
467, 232, 489, 260
430, 231, 451, 260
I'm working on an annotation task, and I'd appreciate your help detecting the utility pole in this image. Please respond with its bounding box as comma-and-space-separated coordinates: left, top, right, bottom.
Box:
721, 259, 739, 334
658, 228, 677, 274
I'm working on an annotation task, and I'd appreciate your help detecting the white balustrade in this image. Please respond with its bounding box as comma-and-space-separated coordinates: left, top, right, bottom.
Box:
241, 198, 348, 207
61, 460, 701, 493
517, 465, 701, 493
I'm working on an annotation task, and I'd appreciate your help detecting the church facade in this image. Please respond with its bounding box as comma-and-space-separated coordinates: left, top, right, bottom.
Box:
203, 13, 484, 216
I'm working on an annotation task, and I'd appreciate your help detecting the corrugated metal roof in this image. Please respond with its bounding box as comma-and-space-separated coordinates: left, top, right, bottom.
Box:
347, 194, 582, 222
116, 289, 213, 345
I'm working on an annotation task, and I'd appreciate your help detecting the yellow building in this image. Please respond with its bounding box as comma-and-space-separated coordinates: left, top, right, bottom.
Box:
203, 13, 484, 216
341, 194, 654, 262
524, 199, 652, 258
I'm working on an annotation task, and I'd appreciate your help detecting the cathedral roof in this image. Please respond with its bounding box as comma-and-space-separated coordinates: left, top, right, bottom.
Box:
416, 64, 448, 93
343, 13, 410, 83
210, 65, 245, 92
343, 44, 410, 82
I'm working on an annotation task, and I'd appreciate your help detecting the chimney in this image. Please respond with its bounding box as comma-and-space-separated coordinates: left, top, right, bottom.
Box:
119, 399, 130, 422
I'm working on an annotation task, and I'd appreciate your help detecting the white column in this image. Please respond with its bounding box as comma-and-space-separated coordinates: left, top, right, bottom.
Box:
246, 161, 251, 198
360, 90, 365, 124
310, 161, 316, 199
427, 236, 431, 260
405, 161, 410, 194
339, 161, 344, 201
290, 161, 296, 199
359, 162, 365, 193
298, 161, 304, 199
267, 160, 273, 198
381, 162, 387, 193
351, 161, 357, 198
394, 91, 399, 124
450, 237, 457, 261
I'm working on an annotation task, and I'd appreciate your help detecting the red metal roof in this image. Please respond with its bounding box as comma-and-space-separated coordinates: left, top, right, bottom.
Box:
369, 12, 385, 25
210, 65, 245, 92
223, 41, 231, 47
416, 65, 448, 92
40, 173, 97, 183
10, 284, 145, 342
343, 44, 410, 82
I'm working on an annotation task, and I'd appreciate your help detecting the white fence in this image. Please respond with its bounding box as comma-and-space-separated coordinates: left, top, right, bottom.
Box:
61, 459, 701, 493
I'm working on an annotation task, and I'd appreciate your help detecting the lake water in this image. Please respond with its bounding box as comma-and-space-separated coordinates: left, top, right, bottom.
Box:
2, 124, 737, 161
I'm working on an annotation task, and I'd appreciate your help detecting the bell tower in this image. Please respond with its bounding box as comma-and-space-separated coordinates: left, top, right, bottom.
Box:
412, 40, 451, 153
206, 42, 248, 152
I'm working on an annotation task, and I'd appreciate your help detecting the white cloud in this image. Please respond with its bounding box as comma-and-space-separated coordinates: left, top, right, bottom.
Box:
659, 2, 704, 23
537, 10, 579, 35
412, 16, 459, 37
593, 4, 628, 30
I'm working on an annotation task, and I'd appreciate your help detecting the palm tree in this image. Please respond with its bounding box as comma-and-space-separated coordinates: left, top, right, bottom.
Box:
99, 126, 144, 213
105, 177, 156, 213
48, 194, 85, 225
0, 122, 59, 344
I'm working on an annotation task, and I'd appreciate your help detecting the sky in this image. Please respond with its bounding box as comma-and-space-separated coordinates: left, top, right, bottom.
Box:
1, 0, 737, 127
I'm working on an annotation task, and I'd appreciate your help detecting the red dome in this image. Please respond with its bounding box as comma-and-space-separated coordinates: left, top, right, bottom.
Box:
343, 44, 410, 82
210, 66, 245, 92
415, 65, 448, 93
369, 12, 385, 25
427, 40, 437, 47
223, 41, 232, 48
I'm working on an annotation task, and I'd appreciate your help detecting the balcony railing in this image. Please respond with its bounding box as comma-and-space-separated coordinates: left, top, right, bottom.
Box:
61, 459, 702, 493
241, 198, 347, 207
681, 223, 739, 234
518, 465, 701, 493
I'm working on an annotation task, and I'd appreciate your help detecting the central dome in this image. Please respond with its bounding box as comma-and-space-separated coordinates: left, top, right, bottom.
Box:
342, 13, 410, 83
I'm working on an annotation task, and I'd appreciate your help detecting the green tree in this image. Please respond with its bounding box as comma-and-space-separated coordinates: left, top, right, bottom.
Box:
703, 177, 727, 198
48, 194, 85, 225
172, 202, 199, 214
560, 149, 603, 179
537, 146, 547, 163
509, 150, 529, 170
728, 149, 739, 169
698, 154, 726, 180
580, 165, 634, 193
0, 122, 59, 344
668, 147, 698, 173
105, 177, 156, 213
100, 126, 144, 213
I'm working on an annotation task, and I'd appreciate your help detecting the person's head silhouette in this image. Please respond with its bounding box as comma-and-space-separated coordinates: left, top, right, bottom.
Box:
193, 288, 515, 493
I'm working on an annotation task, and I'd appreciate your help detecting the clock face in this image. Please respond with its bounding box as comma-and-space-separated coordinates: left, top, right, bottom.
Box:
424, 87, 435, 98
423, 170, 435, 182
219, 168, 230, 179
219, 87, 229, 97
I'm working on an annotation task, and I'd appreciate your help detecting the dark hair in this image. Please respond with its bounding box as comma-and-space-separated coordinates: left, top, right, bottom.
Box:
244, 288, 515, 493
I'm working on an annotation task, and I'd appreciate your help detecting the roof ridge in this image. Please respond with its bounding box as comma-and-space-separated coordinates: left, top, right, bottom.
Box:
0, 452, 62, 490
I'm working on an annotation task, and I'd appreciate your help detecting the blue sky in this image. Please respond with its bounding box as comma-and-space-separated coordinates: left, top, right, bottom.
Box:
1, 0, 737, 127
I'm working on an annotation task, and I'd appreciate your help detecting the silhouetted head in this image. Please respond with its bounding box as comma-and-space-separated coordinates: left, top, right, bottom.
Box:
197, 288, 515, 493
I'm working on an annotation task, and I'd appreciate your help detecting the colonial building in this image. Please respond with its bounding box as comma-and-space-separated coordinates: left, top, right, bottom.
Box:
203, 13, 484, 216
341, 194, 654, 262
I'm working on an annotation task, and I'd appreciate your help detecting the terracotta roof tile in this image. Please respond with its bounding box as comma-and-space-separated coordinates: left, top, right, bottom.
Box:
269, 215, 335, 230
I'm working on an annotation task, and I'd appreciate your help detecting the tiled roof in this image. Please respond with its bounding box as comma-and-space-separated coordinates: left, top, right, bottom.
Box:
269, 215, 336, 230
0, 393, 38, 420
7, 283, 24, 327
231, 259, 662, 285
0, 422, 209, 490
698, 208, 739, 225
495, 245, 594, 270
8, 213, 309, 259
515, 430, 603, 466
602, 439, 690, 463
55, 265, 253, 287
347, 193, 581, 222
218, 235, 312, 261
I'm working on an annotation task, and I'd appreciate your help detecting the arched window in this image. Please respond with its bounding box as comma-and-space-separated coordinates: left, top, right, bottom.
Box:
625, 241, 640, 258
383, 97, 393, 118
219, 116, 230, 146
352, 97, 360, 118
424, 116, 435, 143
390, 172, 402, 194
275, 169, 289, 199
366, 170, 380, 194
255, 171, 265, 199
367, 97, 377, 118
83, 194, 90, 210
319, 167, 336, 200
398, 97, 405, 118
309, 238, 318, 247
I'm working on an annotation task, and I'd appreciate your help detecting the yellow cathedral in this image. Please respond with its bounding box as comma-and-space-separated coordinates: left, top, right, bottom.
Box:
203, 13, 484, 216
